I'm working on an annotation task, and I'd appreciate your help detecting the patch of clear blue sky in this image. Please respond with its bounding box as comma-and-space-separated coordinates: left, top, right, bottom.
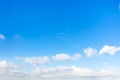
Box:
0, 0, 120, 57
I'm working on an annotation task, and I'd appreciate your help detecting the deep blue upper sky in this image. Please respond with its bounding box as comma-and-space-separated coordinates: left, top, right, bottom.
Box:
0, 0, 120, 57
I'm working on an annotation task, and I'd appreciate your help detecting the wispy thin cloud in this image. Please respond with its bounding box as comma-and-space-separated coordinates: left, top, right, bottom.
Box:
0, 34, 6, 40
15, 56, 50, 65
13, 34, 21, 39
56, 32, 71, 41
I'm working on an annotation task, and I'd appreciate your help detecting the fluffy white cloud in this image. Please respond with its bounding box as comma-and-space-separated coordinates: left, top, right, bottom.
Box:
0, 60, 120, 80
84, 47, 98, 57
1, 45, 120, 80
0, 60, 25, 78
30, 66, 114, 80
52, 53, 82, 61
0, 60, 19, 69
0, 34, 6, 40
15, 56, 50, 65
0, 60, 8, 68
99, 45, 120, 55
84, 45, 120, 57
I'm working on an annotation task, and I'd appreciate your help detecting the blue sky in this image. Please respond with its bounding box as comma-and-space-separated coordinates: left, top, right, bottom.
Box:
0, 0, 120, 80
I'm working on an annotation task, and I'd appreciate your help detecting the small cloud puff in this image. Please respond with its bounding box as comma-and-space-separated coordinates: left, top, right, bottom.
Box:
0, 34, 6, 40
99, 45, 120, 55
84, 47, 97, 57
52, 53, 82, 61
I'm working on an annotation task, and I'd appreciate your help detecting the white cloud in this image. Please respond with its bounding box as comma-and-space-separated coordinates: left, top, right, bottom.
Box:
52, 53, 82, 61
84, 47, 98, 57
0, 60, 8, 68
0, 60, 19, 69
0, 60, 24, 78
30, 66, 113, 80
0, 34, 6, 40
0, 60, 120, 80
1, 44, 120, 80
52, 53, 70, 61
15, 56, 50, 65
72, 53, 82, 60
99, 45, 120, 55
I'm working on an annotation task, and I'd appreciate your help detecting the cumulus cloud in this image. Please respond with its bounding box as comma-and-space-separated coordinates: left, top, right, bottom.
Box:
0, 60, 120, 80
52, 53, 82, 61
0, 62, 119, 80
0, 34, 6, 40
0, 60, 19, 69
30, 66, 114, 80
1, 45, 120, 80
99, 45, 120, 55
0, 60, 8, 68
84, 47, 98, 57
0, 60, 24, 78
15, 56, 50, 65
84, 45, 120, 57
